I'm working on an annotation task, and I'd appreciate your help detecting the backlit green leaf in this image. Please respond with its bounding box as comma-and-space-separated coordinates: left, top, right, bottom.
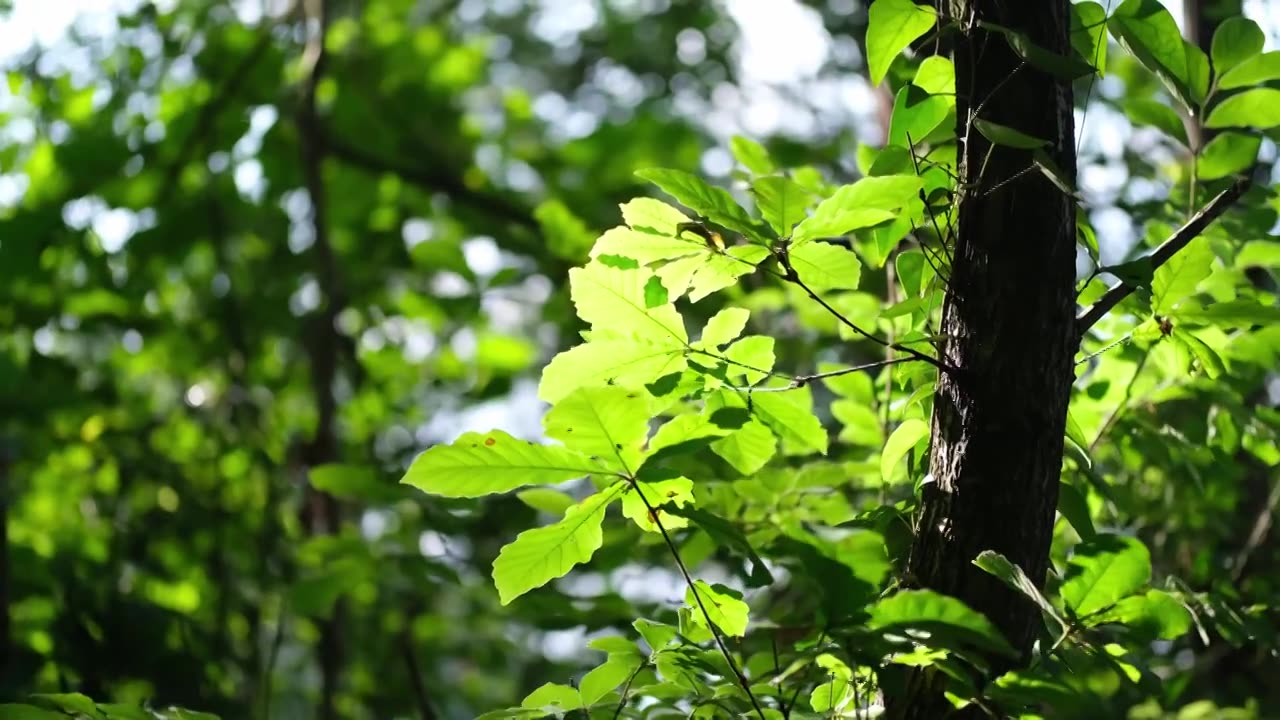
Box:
866, 0, 937, 86
1197, 131, 1260, 180
697, 307, 751, 350
730, 136, 775, 175
973, 118, 1049, 149
1071, 2, 1109, 75
1218, 50, 1280, 90
1205, 89, 1280, 130
1152, 236, 1213, 314
403, 430, 608, 497
493, 484, 625, 604
788, 242, 862, 292
543, 386, 655, 473
685, 580, 750, 636
635, 168, 762, 237
882, 418, 928, 480
752, 176, 813, 237
539, 340, 687, 404
1090, 589, 1193, 639
622, 477, 694, 532
570, 263, 689, 345
1061, 534, 1152, 617
1125, 99, 1188, 147
1210, 17, 1264, 77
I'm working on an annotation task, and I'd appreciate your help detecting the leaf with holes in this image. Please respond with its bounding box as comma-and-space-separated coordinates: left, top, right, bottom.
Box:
570, 263, 689, 345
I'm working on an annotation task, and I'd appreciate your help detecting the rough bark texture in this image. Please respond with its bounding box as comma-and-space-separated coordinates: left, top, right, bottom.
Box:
890, 1, 1078, 716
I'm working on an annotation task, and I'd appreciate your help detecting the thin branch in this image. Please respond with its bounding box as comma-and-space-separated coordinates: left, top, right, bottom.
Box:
629, 482, 767, 720
775, 248, 958, 376
611, 660, 647, 719
1076, 178, 1251, 339
401, 632, 440, 720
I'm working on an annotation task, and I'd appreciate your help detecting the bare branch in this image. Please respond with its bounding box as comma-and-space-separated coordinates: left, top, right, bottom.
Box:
1075, 177, 1251, 340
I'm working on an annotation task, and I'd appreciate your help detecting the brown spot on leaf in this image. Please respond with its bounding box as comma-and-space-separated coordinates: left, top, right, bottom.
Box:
484, 437, 496, 446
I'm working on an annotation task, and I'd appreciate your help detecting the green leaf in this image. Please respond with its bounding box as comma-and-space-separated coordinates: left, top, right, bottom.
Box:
730, 136, 775, 175
579, 654, 644, 705
1205, 88, 1280, 129
1105, 257, 1155, 289
984, 20, 1096, 80
1125, 99, 1188, 147
521, 683, 584, 712
896, 250, 929, 297
622, 477, 695, 533
659, 244, 770, 302
571, 263, 689, 345
1210, 17, 1264, 77
866, 0, 937, 86
1197, 131, 1260, 180
516, 488, 576, 515
539, 340, 688, 404
788, 242, 862, 292
536, 199, 596, 260
1090, 589, 1193, 639
697, 307, 750, 350
882, 418, 928, 480
1061, 534, 1152, 617
711, 419, 777, 475
1109, 0, 1205, 109
0, 704, 80, 720
543, 386, 654, 473
1172, 327, 1225, 378
666, 506, 775, 585
752, 176, 813, 237
974, 551, 1066, 632
644, 413, 730, 462
492, 484, 625, 604
619, 197, 694, 236
634, 619, 679, 653
722, 335, 776, 385
30, 695, 105, 720
973, 118, 1049, 149
685, 580, 750, 636
1218, 50, 1280, 90
752, 388, 829, 454
888, 84, 953, 149
1175, 300, 1280, 327
1071, 1, 1109, 75
402, 430, 606, 497
1152, 237, 1213, 314
309, 464, 402, 503
1058, 480, 1097, 540
635, 168, 761, 236
868, 589, 1018, 657
793, 175, 922, 246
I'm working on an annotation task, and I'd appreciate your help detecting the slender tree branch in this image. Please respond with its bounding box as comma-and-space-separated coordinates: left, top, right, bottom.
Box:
774, 247, 958, 376
629, 482, 767, 720
1075, 178, 1251, 340
401, 631, 440, 720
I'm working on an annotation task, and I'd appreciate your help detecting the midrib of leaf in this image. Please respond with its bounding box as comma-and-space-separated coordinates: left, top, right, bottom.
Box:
585, 400, 640, 475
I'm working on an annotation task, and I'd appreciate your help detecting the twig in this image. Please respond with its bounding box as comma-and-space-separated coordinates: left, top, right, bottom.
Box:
775, 249, 958, 376
401, 632, 440, 720
1076, 178, 1251, 339
611, 660, 647, 719
629, 482, 767, 720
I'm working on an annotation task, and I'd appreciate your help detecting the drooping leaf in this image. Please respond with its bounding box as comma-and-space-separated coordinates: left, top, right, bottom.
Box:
492, 484, 625, 604
1172, 327, 1226, 378
635, 168, 762, 237
974, 551, 1066, 632
888, 84, 953, 149
543, 386, 655, 473
1061, 534, 1152, 618
788, 242, 862, 292
866, 0, 937, 86
882, 418, 929, 480
868, 589, 1018, 657
973, 118, 1049, 149
1070, 1, 1109, 75
521, 683, 584, 712
402, 430, 608, 497
1205, 88, 1280, 130
579, 652, 644, 706
1109, 0, 1206, 109
984, 20, 1096, 80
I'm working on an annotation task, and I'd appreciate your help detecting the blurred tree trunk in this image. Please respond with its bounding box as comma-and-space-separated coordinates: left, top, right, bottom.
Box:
887, 1, 1078, 716
1185, 0, 1243, 150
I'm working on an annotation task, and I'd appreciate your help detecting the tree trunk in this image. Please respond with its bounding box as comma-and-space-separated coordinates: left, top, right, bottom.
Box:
889, 1, 1079, 716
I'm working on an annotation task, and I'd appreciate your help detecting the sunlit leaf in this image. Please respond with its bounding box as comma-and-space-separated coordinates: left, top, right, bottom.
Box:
788, 242, 862, 292
635, 168, 762, 237
622, 477, 695, 533
684, 580, 750, 636
868, 589, 1017, 657
866, 0, 937, 86
1151, 237, 1213, 314
1205, 88, 1280, 130
1061, 534, 1152, 617
492, 484, 625, 604
730, 136, 775, 175
539, 340, 688, 404
1210, 17, 1264, 77
403, 431, 608, 497
543, 386, 655, 473
882, 418, 929, 480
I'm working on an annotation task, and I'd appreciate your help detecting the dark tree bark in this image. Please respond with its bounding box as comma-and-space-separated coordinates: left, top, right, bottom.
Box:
889, 1, 1079, 716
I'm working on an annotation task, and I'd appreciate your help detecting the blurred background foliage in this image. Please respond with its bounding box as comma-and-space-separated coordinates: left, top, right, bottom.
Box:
0, 0, 1278, 718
